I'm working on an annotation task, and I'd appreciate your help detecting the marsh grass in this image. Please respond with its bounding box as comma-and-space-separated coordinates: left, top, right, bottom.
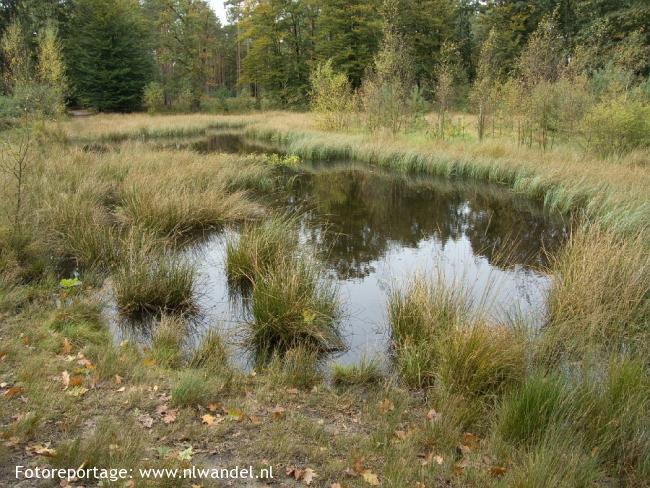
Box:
541, 226, 650, 361
331, 356, 383, 387
51, 418, 144, 478
171, 369, 216, 407
264, 345, 321, 389
248, 257, 343, 359
225, 214, 299, 287
113, 233, 196, 318
47, 299, 107, 348
150, 315, 186, 369
188, 329, 230, 373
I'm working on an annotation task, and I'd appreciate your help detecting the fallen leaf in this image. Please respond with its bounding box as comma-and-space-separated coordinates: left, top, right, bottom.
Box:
116, 386, 126, 393
177, 446, 193, 461
67, 386, 88, 397
77, 358, 94, 369
462, 432, 480, 450
61, 371, 70, 389
330, 484, 342, 488
26, 444, 56, 457
489, 466, 507, 477
61, 338, 72, 355
3, 386, 23, 398
361, 470, 380, 486
426, 409, 440, 422
302, 467, 316, 485
69, 376, 83, 388
162, 410, 177, 424
378, 398, 394, 414
201, 414, 215, 425
433, 455, 444, 465
114, 374, 123, 385
207, 402, 222, 412
270, 406, 286, 421
143, 357, 155, 366
352, 457, 366, 475
138, 414, 154, 429
286, 466, 304, 481
225, 408, 246, 422
249, 415, 262, 425
415, 483, 426, 488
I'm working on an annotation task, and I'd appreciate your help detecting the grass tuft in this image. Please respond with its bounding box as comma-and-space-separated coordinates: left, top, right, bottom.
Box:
150, 315, 186, 369
188, 329, 230, 373
248, 257, 343, 359
331, 356, 383, 388
225, 214, 298, 287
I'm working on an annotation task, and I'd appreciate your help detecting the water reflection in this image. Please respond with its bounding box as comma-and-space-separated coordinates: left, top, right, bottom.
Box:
280, 164, 566, 280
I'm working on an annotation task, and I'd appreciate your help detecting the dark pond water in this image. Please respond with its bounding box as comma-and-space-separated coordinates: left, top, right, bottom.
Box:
110, 133, 568, 367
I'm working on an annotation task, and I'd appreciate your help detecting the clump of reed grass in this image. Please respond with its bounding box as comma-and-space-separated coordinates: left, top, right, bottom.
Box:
541, 226, 650, 362
503, 429, 602, 488
150, 315, 186, 369
171, 369, 213, 407
51, 418, 144, 478
248, 257, 343, 359
225, 214, 299, 287
47, 299, 107, 348
113, 232, 196, 318
117, 185, 259, 238
188, 329, 230, 373
331, 356, 383, 387
264, 345, 321, 389
496, 372, 568, 446
388, 275, 469, 347
435, 323, 527, 399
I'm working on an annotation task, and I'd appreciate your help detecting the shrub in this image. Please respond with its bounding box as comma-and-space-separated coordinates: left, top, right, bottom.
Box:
143, 82, 165, 114
584, 95, 650, 156
248, 257, 342, 359
310, 60, 354, 130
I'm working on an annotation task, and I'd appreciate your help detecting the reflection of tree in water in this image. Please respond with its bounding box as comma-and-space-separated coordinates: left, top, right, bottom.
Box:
282, 167, 567, 279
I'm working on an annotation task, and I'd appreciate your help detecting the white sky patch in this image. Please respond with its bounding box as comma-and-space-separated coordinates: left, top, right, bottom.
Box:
206, 0, 228, 24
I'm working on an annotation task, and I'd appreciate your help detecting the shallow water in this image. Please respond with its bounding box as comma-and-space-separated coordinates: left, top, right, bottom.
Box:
112, 133, 568, 367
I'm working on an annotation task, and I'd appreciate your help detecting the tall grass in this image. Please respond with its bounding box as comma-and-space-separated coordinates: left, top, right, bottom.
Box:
248, 257, 343, 359
113, 232, 196, 317
541, 226, 650, 362
225, 214, 299, 287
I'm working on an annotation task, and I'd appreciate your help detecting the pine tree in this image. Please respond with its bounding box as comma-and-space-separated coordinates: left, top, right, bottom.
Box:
67, 0, 152, 112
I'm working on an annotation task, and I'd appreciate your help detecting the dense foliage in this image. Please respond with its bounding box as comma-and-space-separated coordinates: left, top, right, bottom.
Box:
0, 0, 648, 118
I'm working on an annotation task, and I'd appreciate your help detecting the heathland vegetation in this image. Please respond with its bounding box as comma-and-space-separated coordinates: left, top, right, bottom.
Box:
1, 0, 650, 487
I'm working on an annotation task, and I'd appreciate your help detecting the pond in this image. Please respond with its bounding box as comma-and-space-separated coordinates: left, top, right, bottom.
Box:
111, 133, 568, 367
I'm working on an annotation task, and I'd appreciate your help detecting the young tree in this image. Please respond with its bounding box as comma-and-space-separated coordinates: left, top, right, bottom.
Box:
67, 0, 153, 112
471, 29, 499, 140
36, 23, 67, 116
360, 0, 416, 133
435, 41, 459, 138
310, 59, 353, 130
1, 20, 29, 93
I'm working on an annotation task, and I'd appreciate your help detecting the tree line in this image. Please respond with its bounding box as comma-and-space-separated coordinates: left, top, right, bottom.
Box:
0, 0, 648, 121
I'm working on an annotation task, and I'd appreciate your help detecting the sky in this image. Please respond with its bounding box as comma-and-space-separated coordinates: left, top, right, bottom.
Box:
206, 0, 228, 24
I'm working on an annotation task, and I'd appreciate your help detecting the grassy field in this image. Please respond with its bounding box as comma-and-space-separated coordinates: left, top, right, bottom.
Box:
1, 112, 649, 487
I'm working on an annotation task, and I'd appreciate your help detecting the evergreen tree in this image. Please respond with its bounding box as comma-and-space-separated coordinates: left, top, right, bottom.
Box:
67, 0, 152, 111
315, 0, 382, 88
